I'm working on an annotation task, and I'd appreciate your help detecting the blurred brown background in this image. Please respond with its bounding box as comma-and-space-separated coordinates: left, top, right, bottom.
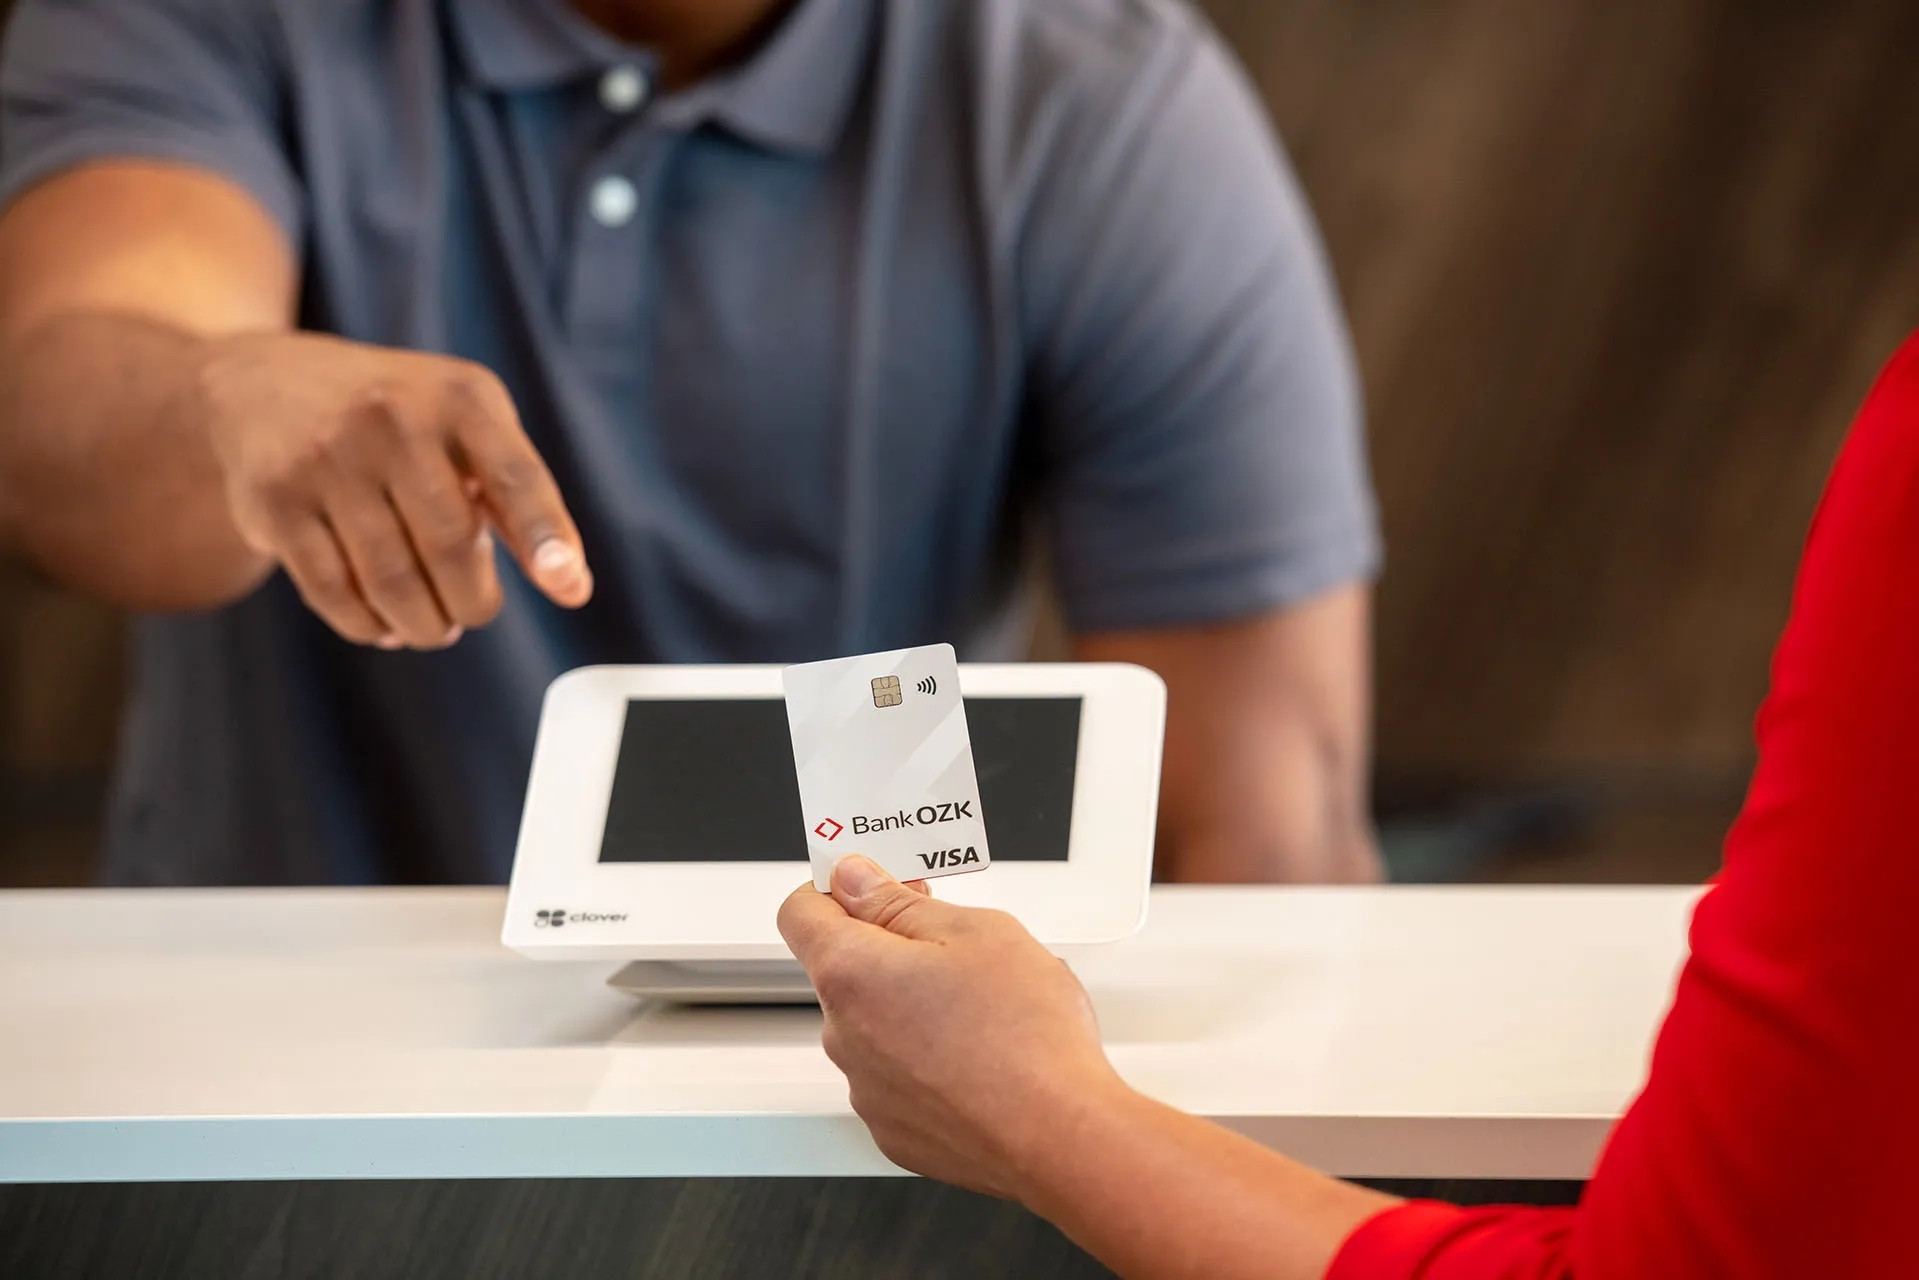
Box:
6, 0, 1919, 888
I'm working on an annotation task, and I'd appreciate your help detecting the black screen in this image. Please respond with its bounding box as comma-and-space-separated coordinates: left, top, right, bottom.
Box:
598, 698, 1081, 863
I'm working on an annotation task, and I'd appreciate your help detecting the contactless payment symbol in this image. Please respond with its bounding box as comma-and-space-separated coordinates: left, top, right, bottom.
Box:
814, 818, 844, 841
871, 675, 903, 708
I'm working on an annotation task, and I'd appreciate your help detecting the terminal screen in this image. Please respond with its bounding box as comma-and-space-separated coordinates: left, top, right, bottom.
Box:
597, 697, 1082, 864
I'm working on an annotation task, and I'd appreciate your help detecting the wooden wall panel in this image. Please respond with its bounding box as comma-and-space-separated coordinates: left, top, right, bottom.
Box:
1200, 0, 1919, 782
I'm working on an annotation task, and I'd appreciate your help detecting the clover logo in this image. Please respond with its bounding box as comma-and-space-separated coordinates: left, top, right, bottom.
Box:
535, 908, 567, 929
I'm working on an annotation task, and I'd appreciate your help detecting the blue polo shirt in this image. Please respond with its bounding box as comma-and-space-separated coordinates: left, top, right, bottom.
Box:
0, 0, 1379, 885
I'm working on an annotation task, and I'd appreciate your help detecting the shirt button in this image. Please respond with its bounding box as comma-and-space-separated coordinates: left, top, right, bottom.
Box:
589, 175, 638, 228
599, 65, 648, 113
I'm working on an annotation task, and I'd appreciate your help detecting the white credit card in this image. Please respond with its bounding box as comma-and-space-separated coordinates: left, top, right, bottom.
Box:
782, 643, 991, 891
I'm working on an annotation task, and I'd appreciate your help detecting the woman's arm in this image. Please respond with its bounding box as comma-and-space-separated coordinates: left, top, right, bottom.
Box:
778, 861, 1394, 1280
1019, 1084, 1395, 1279
778, 331, 1919, 1280
1331, 331, 1919, 1277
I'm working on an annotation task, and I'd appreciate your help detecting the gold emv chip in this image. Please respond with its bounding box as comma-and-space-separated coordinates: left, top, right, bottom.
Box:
871, 675, 903, 708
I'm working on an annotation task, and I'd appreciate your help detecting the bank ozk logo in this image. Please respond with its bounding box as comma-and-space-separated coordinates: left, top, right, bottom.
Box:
849, 801, 973, 834
814, 818, 844, 841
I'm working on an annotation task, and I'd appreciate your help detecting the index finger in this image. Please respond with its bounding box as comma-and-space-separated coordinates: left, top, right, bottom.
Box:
443, 373, 592, 608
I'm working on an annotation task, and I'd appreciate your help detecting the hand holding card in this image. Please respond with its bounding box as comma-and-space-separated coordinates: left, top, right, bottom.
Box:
783, 644, 993, 891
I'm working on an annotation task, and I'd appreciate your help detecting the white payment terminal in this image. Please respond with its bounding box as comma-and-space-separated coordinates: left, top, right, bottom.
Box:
502, 664, 1165, 1000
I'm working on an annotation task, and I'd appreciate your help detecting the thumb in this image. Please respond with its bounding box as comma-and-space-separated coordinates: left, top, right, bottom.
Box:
831, 856, 957, 940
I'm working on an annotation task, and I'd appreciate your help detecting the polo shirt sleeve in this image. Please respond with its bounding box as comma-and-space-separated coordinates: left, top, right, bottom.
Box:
0, 0, 303, 244
1021, 16, 1378, 633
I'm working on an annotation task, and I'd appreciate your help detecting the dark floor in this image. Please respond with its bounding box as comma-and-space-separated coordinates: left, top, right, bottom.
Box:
0, 1178, 1581, 1280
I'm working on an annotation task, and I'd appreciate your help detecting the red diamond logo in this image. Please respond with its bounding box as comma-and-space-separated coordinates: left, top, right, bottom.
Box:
813, 818, 844, 841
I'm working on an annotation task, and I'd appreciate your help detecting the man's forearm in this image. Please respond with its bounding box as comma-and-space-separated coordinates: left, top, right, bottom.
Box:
0, 310, 268, 610
1013, 1082, 1394, 1280
1077, 587, 1379, 885
1161, 818, 1382, 885
1156, 718, 1382, 884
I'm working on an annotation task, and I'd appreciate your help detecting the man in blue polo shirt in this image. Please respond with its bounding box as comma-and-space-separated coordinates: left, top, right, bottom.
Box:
0, 0, 1381, 886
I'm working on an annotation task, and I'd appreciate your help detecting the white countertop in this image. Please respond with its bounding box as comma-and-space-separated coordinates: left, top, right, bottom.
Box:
0, 885, 1695, 1184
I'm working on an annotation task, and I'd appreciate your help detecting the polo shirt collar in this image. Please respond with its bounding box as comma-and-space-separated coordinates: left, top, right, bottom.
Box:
449, 0, 872, 156
699, 0, 873, 155
450, 0, 621, 89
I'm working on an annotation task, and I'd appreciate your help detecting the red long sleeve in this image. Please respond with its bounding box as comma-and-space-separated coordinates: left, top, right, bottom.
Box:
1331, 333, 1919, 1280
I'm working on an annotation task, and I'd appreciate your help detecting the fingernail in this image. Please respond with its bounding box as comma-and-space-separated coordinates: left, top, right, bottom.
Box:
833, 855, 890, 898
442, 625, 463, 645
476, 528, 495, 557
376, 634, 403, 651
533, 539, 579, 579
